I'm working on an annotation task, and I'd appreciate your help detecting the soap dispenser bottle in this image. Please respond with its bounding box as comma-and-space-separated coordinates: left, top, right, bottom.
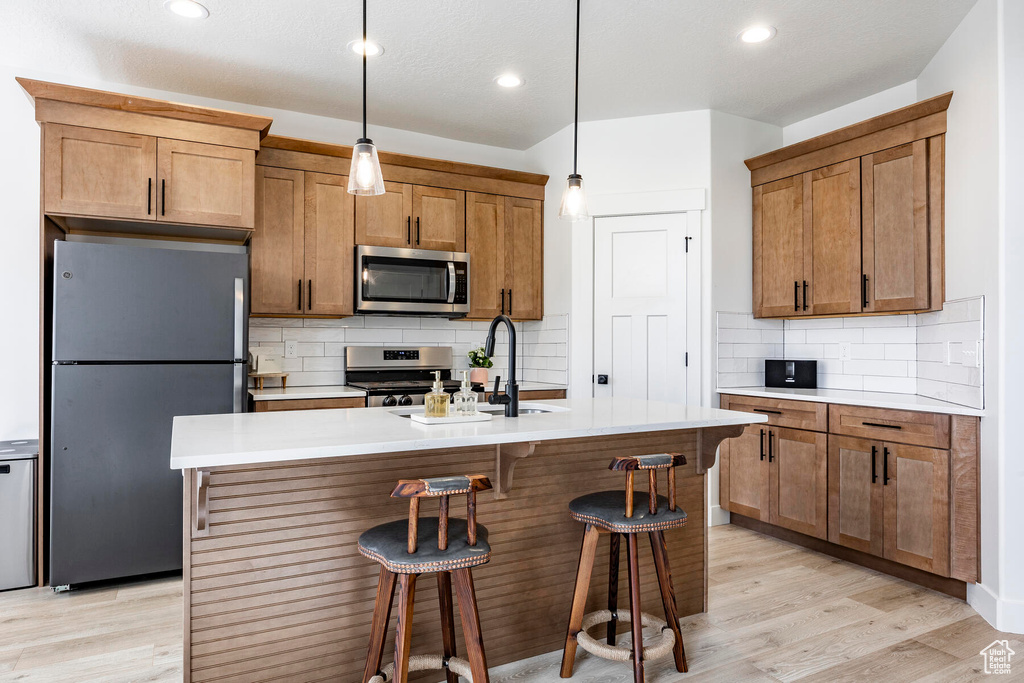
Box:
454, 370, 479, 416
424, 370, 450, 419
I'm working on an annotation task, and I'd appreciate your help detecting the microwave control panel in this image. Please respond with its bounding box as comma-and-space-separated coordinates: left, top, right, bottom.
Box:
453, 263, 469, 304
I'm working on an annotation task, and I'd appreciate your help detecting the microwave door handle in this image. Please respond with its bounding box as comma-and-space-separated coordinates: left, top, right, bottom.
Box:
447, 262, 457, 303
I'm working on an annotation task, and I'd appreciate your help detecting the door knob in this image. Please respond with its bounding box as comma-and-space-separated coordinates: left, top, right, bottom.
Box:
597, 374, 609, 385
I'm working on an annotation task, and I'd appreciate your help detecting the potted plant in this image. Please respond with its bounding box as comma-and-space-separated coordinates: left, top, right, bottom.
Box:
468, 347, 493, 385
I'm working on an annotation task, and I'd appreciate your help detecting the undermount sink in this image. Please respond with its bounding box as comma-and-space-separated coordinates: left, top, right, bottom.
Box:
390, 403, 568, 418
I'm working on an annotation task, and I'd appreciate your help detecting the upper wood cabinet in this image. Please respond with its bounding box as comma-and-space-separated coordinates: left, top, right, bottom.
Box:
156, 139, 255, 229
465, 193, 543, 320
747, 93, 951, 319
251, 167, 354, 316
356, 182, 465, 252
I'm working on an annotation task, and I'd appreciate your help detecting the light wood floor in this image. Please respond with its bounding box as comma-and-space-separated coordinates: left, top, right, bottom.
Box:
1, 525, 1019, 682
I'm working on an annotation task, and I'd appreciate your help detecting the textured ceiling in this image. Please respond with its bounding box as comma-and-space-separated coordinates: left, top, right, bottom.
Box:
1, 0, 975, 149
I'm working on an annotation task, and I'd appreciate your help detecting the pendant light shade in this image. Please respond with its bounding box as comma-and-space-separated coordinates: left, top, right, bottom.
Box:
348, 0, 385, 196
558, 174, 589, 221
558, 0, 589, 222
348, 139, 385, 195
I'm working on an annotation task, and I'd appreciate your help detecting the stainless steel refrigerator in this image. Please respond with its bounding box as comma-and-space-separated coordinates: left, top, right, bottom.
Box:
50, 240, 248, 588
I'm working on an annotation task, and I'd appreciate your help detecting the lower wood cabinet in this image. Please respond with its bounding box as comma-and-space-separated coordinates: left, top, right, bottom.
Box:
720, 423, 827, 540
252, 396, 365, 412
721, 393, 977, 584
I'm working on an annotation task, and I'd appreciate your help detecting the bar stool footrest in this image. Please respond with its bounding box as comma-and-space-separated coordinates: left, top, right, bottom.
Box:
368, 654, 474, 683
576, 609, 676, 663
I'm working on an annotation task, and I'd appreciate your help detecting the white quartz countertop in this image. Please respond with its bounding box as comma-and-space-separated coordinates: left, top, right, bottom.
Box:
249, 385, 367, 401
171, 397, 766, 470
718, 386, 985, 417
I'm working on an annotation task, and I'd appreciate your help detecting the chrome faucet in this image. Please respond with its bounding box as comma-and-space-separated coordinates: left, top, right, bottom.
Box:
484, 314, 519, 417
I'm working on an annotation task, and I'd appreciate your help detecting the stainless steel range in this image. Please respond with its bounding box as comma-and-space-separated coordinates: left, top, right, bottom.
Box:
345, 346, 483, 407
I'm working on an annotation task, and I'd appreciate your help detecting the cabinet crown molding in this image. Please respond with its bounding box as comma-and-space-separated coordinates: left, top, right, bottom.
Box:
17, 77, 273, 139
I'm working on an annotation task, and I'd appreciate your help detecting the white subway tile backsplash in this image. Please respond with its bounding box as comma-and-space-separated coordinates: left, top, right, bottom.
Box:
303, 356, 343, 372
718, 328, 764, 344
249, 327, 282, 342
843, 315, 912, 328
883, 344, 916, 361
863, 376, 918, 394
843, 360, 908, 377
296, 343, 324, 357
782, 343, 824, 358
850, 344, 885, 360
718, 312, 751, 329
863, 327, 917, 344
805, 328, 864, 344
285, 327, 346, 343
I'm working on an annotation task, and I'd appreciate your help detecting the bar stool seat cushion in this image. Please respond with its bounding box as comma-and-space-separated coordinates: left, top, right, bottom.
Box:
358, 517, 490, 574
569, 491, 687, 533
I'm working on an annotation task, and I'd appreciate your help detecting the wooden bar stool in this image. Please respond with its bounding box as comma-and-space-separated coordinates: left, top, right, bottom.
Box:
560, 453, 689, 682
358, 474, 492, 683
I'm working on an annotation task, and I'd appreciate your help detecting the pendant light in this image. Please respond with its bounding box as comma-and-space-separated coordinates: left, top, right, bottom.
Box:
347, 0, 385, 195
558, 0, 589, 221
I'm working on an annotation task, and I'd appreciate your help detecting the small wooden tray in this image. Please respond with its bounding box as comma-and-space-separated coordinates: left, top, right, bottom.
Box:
249, 372, 289, 390
408, 411, 493, 425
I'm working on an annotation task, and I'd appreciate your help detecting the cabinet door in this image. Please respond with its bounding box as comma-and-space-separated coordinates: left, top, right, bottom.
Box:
355, 182, 413, 248
44, 124, 156, 220
828, 436, 884, 556
412, 186, 465, 251
753, 176, 806, 317
305, 172, 355, 316
770, 428, 828, 539
883, 442, 950, 576
251, 167, 304, 315
720, 424, 770, 521
156, 139, 255, 228
505, 197, 543, 320
465, 193, 506, 320
862, 141, 930, 312
806, 161, 862, 315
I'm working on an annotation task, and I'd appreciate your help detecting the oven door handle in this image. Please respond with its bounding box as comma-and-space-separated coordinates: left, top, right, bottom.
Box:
447, 261, 457, 303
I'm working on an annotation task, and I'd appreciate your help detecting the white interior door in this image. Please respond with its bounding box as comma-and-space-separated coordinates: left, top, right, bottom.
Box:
593, 213, 688, 402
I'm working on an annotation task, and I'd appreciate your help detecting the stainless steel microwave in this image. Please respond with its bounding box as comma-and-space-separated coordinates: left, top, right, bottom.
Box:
355, 245, 470, 316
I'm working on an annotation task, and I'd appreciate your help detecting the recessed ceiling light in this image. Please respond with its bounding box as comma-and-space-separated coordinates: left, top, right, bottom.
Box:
164, 0, 209, 19
495, 74, 524, 88
347, 39, 384, 57
739, 25, 776, 43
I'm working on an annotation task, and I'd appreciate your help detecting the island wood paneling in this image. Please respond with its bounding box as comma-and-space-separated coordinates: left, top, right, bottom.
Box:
182, 431, 703, 683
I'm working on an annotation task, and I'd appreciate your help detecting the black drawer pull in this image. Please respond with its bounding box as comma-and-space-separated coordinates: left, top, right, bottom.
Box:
883, 446, 890, 485
871, 445, 877, 483
407, 216, 411, 244
862, 422, 902, 430
794, 281, 799, 312
768, 430, 774, 462
802, 280, 808, 311
753, 408, 783, 415
862, 274, 869, 308
161, 179, 166, 216
147, 178, 152, 215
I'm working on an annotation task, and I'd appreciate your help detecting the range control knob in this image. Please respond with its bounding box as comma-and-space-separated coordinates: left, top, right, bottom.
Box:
399, 395, 414, 406
382, 395, 398, 407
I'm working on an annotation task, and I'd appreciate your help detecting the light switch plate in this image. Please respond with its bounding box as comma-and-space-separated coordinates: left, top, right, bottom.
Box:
839, 342, 852, 361
962, 340, 980, 368
284, 340, 298, 359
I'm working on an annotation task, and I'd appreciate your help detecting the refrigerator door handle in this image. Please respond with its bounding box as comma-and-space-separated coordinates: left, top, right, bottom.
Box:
233, 363, 245, 413
233, 277, 244, 362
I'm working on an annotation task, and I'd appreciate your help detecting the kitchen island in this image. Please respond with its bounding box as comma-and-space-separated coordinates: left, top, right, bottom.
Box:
171, 397, 765, 682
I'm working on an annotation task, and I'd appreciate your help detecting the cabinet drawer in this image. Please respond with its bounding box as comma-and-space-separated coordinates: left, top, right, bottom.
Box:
253, 397, 366, 412
829, 404, 950, 449
721, 394, 827, 432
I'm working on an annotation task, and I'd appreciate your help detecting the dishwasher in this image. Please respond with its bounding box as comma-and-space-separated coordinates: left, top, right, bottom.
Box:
0, 439, 37, 591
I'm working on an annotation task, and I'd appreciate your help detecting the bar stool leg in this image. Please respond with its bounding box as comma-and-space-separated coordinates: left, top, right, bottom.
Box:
650, 530, 687, 673
560, 524, 600, 678
362, 567, 397, 683
607, 533, 620, 646
394, 573, 417, 683
626, 533, 644, 683
437, 571, 459, 683
453, 568, 489, 683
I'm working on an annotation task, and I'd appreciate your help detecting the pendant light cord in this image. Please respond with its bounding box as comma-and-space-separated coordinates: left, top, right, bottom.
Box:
362, 0, 368, 140
572, 0, 580, 174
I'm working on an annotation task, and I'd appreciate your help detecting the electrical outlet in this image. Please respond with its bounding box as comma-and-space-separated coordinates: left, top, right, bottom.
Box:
284, 340, 298, 359
962, 340, 980, 368
946, 341, 954, 366
839, 342, 852, 361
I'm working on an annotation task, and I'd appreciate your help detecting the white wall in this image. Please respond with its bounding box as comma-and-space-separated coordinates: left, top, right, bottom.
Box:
781, 81, 918, 145
0, 63, 540, 442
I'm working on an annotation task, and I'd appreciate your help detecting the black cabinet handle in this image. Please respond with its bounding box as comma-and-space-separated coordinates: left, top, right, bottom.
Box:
862, 274, 869, 308
883, 447, 890, 485
500, 288, 505, 315
794, 281, 799, 312
753, 408, 783, 415
161, 179, 166, 216
508, 289, 512, 316
863, 422, 902, 430
407, 216, 411, 244
768, 430, 774, 462
759, 429, 766, 461
147, 178, 152, 215
416, 217, 420, 245
802, 280, 808, 311
297, 279, 303, 311
871, 445, 878, 483
308, 280, 312, 311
